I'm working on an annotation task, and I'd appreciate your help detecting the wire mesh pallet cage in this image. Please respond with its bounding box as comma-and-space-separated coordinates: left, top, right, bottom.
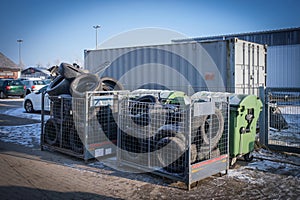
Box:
117, 90, 230, 189
259, 87, 300, 153
41, 91, 127, 161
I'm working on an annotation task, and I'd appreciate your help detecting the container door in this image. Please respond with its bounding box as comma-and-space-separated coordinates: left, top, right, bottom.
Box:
234, 39, 266, 96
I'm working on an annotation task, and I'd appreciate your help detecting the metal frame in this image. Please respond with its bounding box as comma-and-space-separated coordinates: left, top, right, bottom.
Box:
259, 87, 300, 153
117, 91, 229, 190
41, 90, 128, 161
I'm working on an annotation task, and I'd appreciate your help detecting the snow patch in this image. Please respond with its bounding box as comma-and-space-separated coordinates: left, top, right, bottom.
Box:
4, 107, 43, 121
227, 169, 265, 185
0, 123, 41, 147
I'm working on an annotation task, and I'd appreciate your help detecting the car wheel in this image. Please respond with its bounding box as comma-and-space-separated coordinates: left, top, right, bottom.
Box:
243, 152, 254, 162
24, 100, 34, 113
0, 91, 7, 99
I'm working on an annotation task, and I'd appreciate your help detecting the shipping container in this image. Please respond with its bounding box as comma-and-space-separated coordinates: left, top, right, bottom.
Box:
84, 38, 266, 96
267, 44, 300, 87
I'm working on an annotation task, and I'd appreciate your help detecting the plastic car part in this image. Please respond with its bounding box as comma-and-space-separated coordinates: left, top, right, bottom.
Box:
129, 95, 158, 127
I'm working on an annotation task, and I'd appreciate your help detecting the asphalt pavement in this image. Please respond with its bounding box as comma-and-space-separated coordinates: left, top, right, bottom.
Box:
0, 113, 40, 126
0, 98, 40, 126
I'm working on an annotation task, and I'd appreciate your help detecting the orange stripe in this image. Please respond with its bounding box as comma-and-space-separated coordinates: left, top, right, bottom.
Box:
88, 140, 117, 149
192, 154, 228, 169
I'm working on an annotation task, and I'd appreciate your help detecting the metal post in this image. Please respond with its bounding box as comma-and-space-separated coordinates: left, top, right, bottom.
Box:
17, 39, 23, 67
41, 91, 45, 151
259, 86, 267, 146
93, 25, 101, 49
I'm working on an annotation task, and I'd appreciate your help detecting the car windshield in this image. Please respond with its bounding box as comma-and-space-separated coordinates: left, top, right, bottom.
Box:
7, 80, 23, 86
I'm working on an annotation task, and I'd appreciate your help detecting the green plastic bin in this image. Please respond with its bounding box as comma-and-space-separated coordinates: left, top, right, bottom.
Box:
229, 94, 262, 165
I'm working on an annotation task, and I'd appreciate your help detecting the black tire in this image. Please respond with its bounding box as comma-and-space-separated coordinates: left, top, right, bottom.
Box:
24, 100, 34, 113
47, 75, 71, 96
0, 91, 7, 99
61, 117, 72, 149
44, 118, 59, 145
191, 115, 206, 142
51, 94, 72, 120
199, 109, 224, 148
96, 105, 118, 142
58, 62, 85, 80
100, 77, 124, 91
70, 73, 101, 98
154, 124, 185, 143
69, 124, 84, 154
155, 136, 186, 173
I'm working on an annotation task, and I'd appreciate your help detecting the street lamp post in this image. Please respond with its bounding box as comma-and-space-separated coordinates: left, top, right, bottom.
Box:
17, 39, 23, 68
93, 25, 101, 49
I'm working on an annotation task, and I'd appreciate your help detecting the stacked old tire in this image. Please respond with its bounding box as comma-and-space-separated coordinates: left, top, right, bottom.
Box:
43, 62, 121, 154
119, 94, 190, 173
191, 108, 224, 161
120, 94, 225, 174
119, 95, 163, 165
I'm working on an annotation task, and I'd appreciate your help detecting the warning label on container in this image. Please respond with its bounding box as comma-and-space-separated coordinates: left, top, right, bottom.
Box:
95, 148, 104, 157
91, 95, 114, 107
105, 148, 112, 155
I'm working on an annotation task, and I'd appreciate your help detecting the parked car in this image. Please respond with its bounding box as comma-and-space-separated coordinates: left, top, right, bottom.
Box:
23, 85, 50, 113
0, 79, 26, 98
43, 78, 53, 84
21, 78, 48, 95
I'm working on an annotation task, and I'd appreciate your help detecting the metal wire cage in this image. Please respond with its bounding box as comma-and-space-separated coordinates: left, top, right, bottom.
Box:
41, 91, 127, 161
117, 91, 229, 189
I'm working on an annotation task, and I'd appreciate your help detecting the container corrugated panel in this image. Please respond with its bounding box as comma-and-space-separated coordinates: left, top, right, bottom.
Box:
84, 39, 266, 96
267, 44, 300, 87
232, 39, 266, 96
173, 27, 300, 46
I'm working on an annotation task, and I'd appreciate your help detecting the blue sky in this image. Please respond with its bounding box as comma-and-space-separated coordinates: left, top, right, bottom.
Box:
1, 0, 299, 68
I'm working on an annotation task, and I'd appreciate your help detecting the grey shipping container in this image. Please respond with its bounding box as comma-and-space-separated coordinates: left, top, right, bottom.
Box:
84, 38, 266, 96
267, 44, 300, 87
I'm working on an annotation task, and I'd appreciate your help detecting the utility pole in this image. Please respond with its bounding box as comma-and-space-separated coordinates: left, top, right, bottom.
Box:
17, 39, 23, 68
93, 25, 101, 49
